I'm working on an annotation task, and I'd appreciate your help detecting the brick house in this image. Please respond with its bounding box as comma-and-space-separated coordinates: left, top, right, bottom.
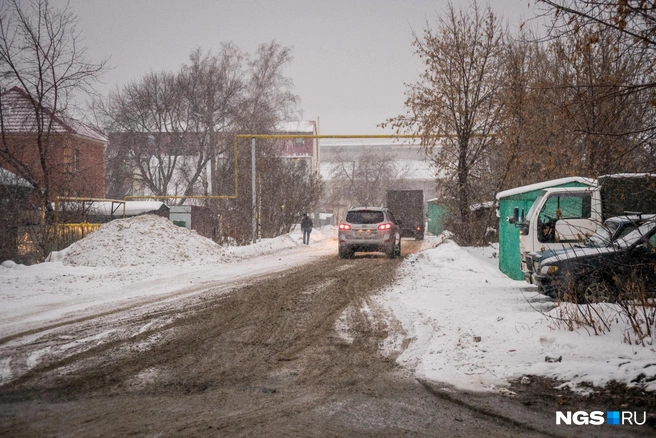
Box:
0, 87, 107, 199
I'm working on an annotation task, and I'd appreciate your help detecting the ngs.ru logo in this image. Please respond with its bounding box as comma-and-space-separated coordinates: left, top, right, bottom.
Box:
556, 411, 647, 425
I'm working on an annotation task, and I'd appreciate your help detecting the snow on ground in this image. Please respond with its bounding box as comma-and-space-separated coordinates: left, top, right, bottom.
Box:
0, 215, 336, 337
374, 236, 656, 394
1, 214, 655, 393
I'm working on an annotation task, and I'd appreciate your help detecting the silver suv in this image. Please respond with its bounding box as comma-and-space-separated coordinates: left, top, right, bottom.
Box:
338, 207, 401, 259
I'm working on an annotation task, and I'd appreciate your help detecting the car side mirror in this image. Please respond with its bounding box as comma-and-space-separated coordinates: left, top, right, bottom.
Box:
508, 207, 519, 224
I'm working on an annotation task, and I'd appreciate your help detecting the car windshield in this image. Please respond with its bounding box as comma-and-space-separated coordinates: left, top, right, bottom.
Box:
615, 221, 656, 250
346, 210, 384, 224
586, 227, 612, 247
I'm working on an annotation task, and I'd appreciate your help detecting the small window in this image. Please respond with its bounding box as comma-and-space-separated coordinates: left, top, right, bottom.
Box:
63, 147, 79, 173
73, 149, 79, 172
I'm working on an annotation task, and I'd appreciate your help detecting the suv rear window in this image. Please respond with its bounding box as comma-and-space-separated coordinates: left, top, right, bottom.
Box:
346, 210, 384, 224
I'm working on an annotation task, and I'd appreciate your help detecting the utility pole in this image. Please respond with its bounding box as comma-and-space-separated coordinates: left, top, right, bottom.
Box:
251, 137, 257, 244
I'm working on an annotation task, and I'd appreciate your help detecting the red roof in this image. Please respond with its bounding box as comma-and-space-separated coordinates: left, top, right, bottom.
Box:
0, 87, 107, 143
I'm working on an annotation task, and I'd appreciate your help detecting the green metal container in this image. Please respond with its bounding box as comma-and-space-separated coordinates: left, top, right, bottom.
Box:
426, 200, 450, 236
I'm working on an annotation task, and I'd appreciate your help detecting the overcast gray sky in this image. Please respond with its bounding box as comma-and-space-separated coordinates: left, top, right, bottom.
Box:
53, 0, 539, 134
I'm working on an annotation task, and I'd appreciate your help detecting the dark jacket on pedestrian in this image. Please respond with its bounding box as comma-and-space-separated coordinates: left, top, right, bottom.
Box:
301, 214, 313, 230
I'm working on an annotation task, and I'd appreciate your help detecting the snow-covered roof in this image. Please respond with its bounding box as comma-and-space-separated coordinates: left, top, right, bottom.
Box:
118, 201, 168, 216
0, 87, 107, 143
275, 120, 316, 134
470, 201, 496, 211
0, 167, 32, 188
321, 138, 423, 147
599, 173, 656, 179
495, 177, 597, 200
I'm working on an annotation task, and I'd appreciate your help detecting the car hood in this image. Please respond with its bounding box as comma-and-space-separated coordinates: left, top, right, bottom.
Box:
531, 244, 601, 263
541, 245, 618, 266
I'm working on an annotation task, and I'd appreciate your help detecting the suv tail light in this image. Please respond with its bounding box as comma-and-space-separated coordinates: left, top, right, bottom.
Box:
378, 222, 393, 230
416, 226, 421, 231
339, 223, 351, 231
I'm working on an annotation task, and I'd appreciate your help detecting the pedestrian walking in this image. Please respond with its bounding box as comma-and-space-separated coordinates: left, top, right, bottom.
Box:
301, 213, 313, 245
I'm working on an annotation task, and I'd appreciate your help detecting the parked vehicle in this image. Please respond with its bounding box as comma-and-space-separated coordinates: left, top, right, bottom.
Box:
338, 207, 401, 259
525, 214, 655, 285
386, 190, 425, 240
509, 174, 656, 282
534, 217, 656, 303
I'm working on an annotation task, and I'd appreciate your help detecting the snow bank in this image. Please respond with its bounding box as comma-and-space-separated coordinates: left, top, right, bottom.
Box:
49, 215, 225, 267
222, 226, 336, 260
376, 237, 656, 393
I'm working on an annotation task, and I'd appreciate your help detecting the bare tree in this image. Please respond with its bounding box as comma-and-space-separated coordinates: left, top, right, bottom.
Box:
551, 27, 651, 175
0, 0, 105, 259
537, 0, 656, 170
259, 155, 321, 238
385, 1, 505, 244
102, 45, 246, 202
496, 30, 644, 188
538, 0, 656, 61
241, 41, 299, 132
102, 41, 312, 243
493, 33, 553, 191
104, 71, 190, 198
494, 16, 654, 198
180, 46, 246, 198
328, 147, 411, 209
210, 42, 306, 243
0, 0, 106, 209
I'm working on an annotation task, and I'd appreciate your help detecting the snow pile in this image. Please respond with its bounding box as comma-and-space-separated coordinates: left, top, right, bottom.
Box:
44, 215, 337, 268
376, 238, 656, 393
0, 260, 26, 269
49, 215, 225, 267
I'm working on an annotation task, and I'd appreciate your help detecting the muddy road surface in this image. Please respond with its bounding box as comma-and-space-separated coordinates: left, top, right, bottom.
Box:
0, 241, 650, 437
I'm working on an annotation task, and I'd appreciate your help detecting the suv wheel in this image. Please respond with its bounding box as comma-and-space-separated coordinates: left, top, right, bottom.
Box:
338, 247, 352, 259
386, 238, 400, 259
577, 277, 615, 303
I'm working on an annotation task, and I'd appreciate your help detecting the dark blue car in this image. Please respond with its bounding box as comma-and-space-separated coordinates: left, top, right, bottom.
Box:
534, 217, 656, 303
